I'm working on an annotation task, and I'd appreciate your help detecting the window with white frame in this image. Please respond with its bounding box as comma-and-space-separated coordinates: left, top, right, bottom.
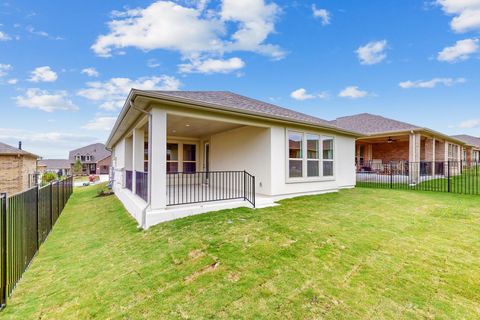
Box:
287, 131, 334, 180
166, 142, 198, 173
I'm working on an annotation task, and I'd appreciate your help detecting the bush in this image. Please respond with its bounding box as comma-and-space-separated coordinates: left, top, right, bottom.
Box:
42, 172, 58, 184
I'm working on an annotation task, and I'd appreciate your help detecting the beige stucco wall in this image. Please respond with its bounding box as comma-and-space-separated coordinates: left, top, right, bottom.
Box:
210, 126, 271, 195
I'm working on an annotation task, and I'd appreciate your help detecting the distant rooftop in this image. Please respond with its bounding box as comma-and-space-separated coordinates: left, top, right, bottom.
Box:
333, 113, 420, 135
68, 143, 111, 163
0, 141, 38, 158
38, 159, 71, 169
451, 135, 480, 148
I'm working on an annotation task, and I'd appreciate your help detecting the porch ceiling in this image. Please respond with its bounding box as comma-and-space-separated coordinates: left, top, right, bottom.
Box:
357, 134, 410, 144
167, 114, 244, 138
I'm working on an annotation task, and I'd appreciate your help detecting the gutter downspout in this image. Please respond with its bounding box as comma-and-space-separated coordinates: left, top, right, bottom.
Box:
129, 100, 152, 230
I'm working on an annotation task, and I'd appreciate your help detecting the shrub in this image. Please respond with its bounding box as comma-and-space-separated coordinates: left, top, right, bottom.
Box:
42, 172, 58, 184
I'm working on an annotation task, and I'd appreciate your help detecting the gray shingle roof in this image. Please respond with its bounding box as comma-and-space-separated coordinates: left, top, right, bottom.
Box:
0, 141, 38, 158
38, 159, 71, 169
333, 113, 420, 135
153, 91, 336, 128
451, 135, 480, 148
68, 143, 111, 163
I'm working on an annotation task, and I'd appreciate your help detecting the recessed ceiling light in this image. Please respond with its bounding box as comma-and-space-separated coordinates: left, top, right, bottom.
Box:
185, 124, 190, 127
172, 129, 176, 133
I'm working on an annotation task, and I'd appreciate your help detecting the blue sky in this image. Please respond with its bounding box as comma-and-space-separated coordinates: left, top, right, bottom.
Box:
0, 0, 479, 158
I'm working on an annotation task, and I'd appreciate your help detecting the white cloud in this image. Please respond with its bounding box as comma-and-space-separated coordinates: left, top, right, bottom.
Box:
28, 66, 58, 82
77, 75, 181, 110
290, 88, 327, 101
7, 78, 18, 85
0, 64, 12, 77
436, 0, 480, 33
312, 5, 330, 25
459, 118, 480, 129
147, 59, 161, 68
399, 77, 466, 89
15, 88, 78, 112
356, 40, 388, 65
82, 116, 117, 131
179, 57, 245, 74
0, 31, 11, 41
92, 0, 284, 67
338, 86, 368, 99
437, 38, 479, 62
26, 26, 63, 40
81, 67, 100, 77
0, 128, 99, 158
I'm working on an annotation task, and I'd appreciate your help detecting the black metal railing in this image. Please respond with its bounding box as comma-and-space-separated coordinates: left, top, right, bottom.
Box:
0, 176, 73, 310
167, 171, 255, 207
125, 170, 133, 191
135, 171, 148, 202
357, 160, 479, 195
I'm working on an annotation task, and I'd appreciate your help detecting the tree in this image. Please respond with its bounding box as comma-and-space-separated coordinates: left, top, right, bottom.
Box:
42, 172, 58, 185
73, 159, 83, 175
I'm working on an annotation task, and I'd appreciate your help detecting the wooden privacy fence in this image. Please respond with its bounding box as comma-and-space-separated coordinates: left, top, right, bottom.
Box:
0, 176, 73, 310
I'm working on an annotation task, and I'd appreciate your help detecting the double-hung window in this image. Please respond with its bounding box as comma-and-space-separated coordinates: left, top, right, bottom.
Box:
288, 131, 334, 180
166, 142, 197, 174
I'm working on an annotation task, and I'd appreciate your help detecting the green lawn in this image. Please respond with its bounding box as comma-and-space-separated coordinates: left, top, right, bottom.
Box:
3, 185, 480, 319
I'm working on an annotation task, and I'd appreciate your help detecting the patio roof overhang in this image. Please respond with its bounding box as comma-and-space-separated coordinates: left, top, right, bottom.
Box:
356, 128, 467, 146
105, 89, 362, 149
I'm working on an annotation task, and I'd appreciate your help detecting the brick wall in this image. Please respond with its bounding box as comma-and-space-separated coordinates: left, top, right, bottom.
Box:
435, 140, 445, 161
0, 155, 37, 195
96, 156, 111, 174
371, 141, 409, 162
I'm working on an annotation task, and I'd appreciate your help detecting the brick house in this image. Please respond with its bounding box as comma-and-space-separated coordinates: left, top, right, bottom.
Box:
69, 143, 111, 175
0, 141, 39, 195
333, 113, 466, 180
451, 135, 480, 164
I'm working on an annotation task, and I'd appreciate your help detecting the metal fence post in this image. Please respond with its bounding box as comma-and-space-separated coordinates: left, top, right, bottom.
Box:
35, 186, 39, 251
243, 171, 246, 201
390, 163, 393, 189
49, 182, 53, 228
447, 160, 451, 193
0, 193, 7, 309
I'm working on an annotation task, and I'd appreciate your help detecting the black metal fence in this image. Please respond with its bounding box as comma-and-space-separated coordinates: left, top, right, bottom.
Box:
357, 160, 479, 195
0, 176, 73, 310
166, 171, 255, 207
135, 171, 148, 202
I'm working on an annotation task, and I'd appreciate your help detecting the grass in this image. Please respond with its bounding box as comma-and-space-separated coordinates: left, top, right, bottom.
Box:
358, 168, 480, 195
3, 185, 480, 319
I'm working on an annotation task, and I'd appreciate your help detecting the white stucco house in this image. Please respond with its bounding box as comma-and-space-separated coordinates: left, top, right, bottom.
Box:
106, 90, 360, 228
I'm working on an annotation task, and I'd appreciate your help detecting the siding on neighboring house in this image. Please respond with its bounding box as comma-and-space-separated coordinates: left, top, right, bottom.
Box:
0, 154, 37, 195
96, 155, 112, 174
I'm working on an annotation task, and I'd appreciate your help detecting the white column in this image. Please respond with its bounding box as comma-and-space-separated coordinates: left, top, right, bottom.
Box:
150, 108, 167, 210
432, 138, 436, 176
132, 127, 144, 194
409, 133, 421, 183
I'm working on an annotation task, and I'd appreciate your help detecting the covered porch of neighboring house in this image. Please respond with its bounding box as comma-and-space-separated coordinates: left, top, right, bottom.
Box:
355, 132, 463, 184
114, 109, 271, 226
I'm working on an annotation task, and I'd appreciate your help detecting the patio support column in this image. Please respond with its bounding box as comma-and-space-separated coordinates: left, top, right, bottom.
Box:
409, 133, 421, 183
124, 136, 133, 188
150, 108, 167, 210
132, 127, 144, 195
425, 138, 435, 176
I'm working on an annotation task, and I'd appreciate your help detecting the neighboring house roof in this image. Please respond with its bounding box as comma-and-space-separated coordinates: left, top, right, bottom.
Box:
106, 90, 361, 148
333, 113, 466, 145
0, 141, 39, 158
333, 113, 420, 135
68, 143, 111, 163
38, 159, 71, 169
451, 135, 480, 148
